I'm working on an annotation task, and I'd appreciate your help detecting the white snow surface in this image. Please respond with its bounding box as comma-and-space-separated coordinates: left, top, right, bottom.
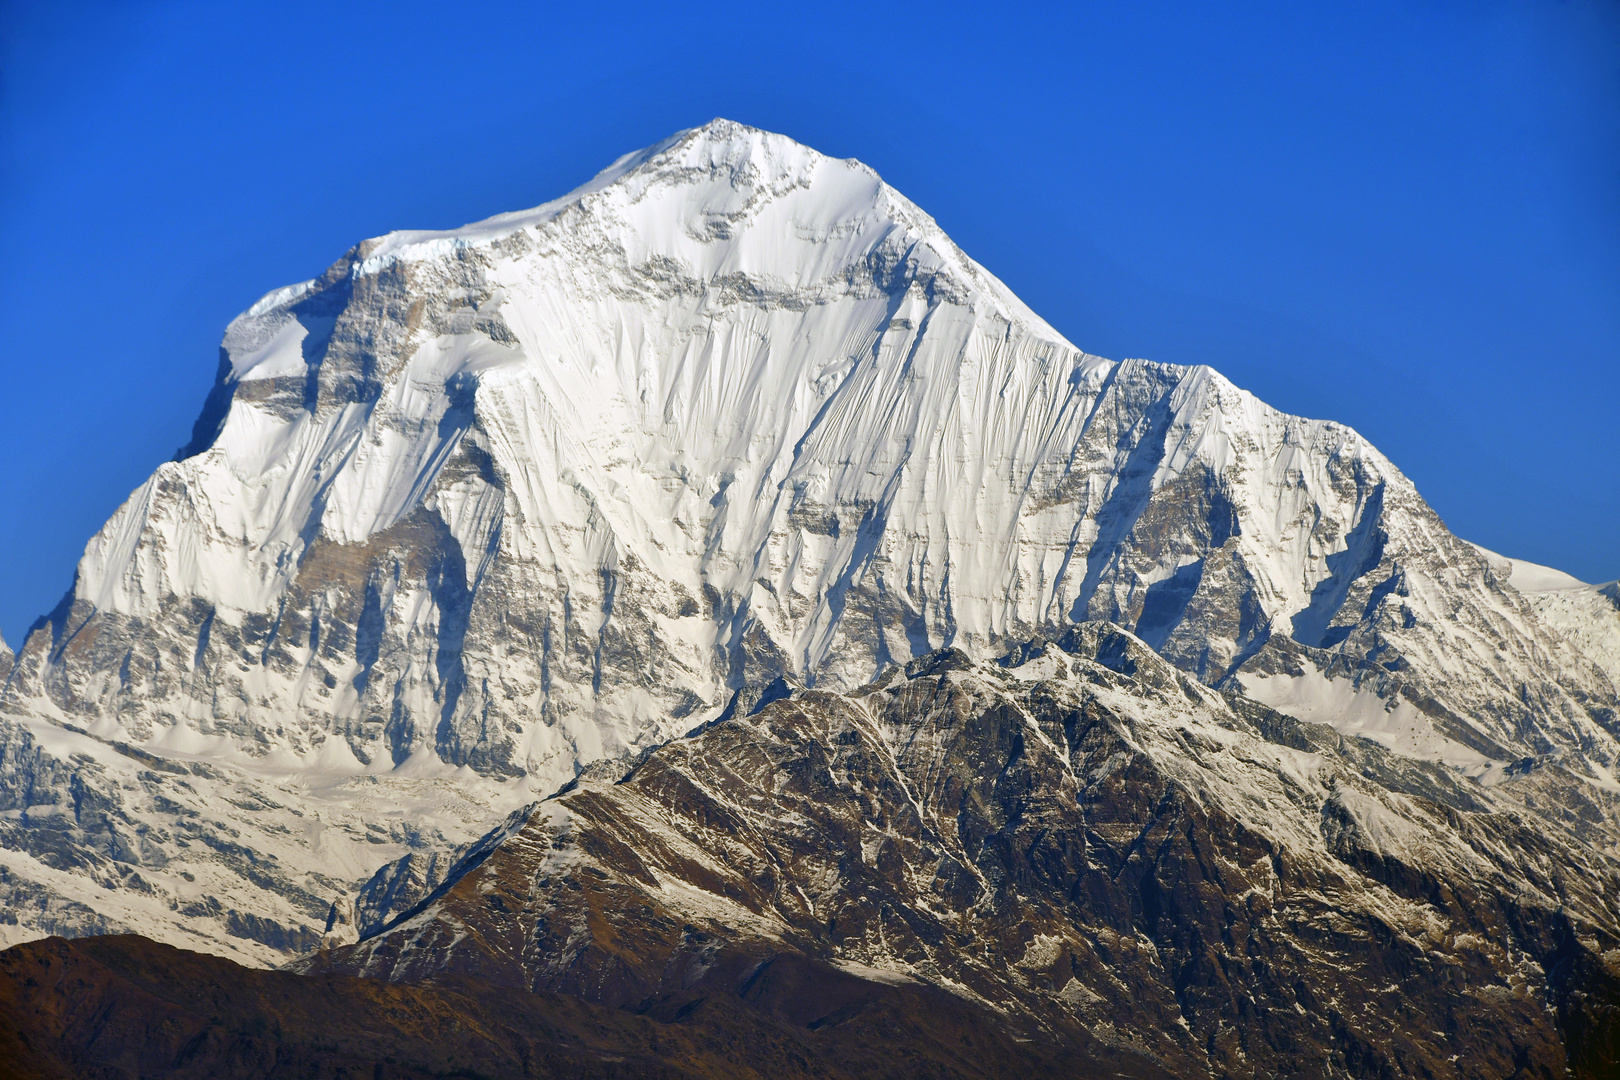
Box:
1469, 543, 1589, 593
1241, 667, 1494, 773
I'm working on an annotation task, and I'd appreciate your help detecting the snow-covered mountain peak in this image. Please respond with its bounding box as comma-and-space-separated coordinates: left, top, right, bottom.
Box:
358, 119, 886, 257
27, 119, 1613, 772
288, 119, 1066, 349
3, 123, 1619, 963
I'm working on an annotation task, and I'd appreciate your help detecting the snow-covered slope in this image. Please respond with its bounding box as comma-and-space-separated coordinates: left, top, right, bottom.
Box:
1, 120, 1616, 961
1473, 545, 1620, 692
1471, 544, 1590, 593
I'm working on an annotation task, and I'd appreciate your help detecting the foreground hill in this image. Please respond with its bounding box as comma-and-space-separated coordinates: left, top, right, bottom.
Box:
0, 934, 1108, 1079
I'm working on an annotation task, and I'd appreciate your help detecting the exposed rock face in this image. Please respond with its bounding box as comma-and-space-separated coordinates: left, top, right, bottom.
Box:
308, 627, 1620, 1079
0, 119, 1615, 961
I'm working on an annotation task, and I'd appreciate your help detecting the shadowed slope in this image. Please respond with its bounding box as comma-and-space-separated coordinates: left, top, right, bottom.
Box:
0, 934, 1151, 1080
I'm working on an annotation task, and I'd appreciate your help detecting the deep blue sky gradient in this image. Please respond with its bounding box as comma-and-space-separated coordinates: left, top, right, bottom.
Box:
1, 0, 1617, 644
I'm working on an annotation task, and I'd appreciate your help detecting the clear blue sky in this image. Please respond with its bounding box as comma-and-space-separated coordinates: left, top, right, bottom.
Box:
1, 1, 1616, 644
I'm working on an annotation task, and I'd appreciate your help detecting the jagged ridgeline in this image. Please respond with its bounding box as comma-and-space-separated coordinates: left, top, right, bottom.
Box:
0, 118, 1618, 1012
305, 630, 1620, 1078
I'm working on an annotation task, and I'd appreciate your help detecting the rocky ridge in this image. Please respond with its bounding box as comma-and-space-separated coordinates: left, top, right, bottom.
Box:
304, 626, 1620, 1078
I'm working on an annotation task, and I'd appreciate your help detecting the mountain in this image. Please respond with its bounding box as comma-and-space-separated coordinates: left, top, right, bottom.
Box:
0, 119, 1616, 964
302, 628, 1620, 1078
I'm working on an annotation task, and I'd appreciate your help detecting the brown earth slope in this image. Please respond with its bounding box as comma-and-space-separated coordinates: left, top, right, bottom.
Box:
0, 933, 1157, 1080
